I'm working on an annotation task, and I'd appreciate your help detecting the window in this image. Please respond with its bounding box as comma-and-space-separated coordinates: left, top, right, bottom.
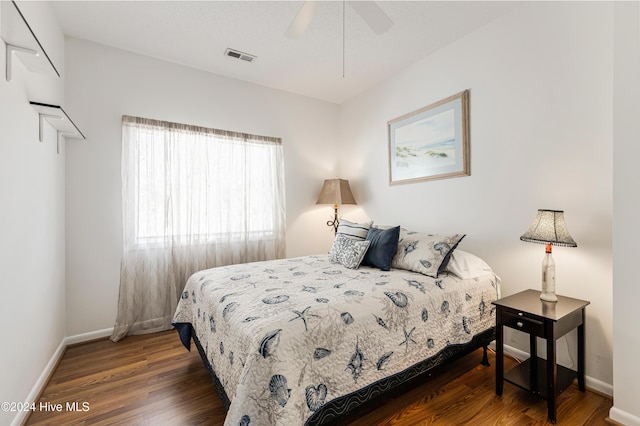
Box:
121, 116, 285, 247
112, 115, 285, 341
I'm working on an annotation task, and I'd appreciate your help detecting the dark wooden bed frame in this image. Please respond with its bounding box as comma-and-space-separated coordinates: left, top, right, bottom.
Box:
182, 324, 495, 425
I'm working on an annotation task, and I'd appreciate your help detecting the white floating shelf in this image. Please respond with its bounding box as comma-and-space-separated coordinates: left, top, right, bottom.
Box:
30, 102, 86, 154
1, 1, 60, 81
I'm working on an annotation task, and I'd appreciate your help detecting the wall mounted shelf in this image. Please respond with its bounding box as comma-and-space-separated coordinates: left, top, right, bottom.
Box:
1, 0, 60, 81
30, 102, 86, 154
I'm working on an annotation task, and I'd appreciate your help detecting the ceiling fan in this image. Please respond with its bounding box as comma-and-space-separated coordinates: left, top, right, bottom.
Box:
285, 1, 393, 39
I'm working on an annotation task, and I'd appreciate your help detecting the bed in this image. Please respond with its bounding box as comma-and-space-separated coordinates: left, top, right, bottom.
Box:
172, 225, 499, 425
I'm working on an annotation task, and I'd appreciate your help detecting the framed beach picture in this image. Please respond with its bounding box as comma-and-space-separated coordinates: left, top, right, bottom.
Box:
388, 90, 470, 185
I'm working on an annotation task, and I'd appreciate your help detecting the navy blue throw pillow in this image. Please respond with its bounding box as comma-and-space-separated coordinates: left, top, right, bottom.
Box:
362, 226, 401, 271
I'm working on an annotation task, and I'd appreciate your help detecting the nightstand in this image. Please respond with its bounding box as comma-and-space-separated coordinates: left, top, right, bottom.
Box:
492, 289, 590, 424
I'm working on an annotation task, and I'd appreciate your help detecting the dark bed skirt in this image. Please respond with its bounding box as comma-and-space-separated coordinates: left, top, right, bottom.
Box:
174, 322, 232, 410
173, 322, 495, 425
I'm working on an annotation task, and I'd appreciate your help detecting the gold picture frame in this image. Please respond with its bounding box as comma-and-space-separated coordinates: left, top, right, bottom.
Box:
388, 90, 470, 185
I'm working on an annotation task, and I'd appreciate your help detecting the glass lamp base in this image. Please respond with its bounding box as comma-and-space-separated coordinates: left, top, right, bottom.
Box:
540, 291, 558, 302
541, 249, 557, 303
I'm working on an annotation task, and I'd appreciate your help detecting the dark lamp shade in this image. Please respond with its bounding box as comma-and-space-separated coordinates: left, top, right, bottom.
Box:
520, 209, 577, 247
316, 179, 357, 206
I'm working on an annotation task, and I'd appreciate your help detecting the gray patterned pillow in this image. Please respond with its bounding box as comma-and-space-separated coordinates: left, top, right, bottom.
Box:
329, 233, 371, 269
391, 229, 465, 277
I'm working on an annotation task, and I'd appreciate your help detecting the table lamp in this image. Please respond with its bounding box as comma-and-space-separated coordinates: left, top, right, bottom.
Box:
315, 178, 357, 234
520, 209, 577, 302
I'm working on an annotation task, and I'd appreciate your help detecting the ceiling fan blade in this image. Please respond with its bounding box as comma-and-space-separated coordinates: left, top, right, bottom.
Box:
285, 1, 318, 39
348, 1, 393, 35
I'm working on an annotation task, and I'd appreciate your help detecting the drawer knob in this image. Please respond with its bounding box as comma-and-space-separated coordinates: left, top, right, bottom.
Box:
517, 321, 524, 327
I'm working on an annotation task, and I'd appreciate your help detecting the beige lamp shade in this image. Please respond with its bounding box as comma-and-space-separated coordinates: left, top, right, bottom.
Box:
316, 179, 357, 206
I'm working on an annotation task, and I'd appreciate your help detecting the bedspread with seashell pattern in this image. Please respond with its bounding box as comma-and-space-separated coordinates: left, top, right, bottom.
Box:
172, 255, 499, 426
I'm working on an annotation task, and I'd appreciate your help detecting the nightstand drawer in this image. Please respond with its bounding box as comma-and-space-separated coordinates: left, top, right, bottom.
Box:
502, 310, 544, 337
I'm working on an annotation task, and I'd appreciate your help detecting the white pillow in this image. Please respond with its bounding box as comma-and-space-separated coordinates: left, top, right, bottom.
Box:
444, 250, 493, 279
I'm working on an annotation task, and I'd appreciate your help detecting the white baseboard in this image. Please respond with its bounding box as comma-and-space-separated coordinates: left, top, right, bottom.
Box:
491, 342, 613, 397
609, 406, 640, 426
65, 327, 114, 346
586, 375, 613, 399
10, 327, 114, 426
11, 339, 67, 426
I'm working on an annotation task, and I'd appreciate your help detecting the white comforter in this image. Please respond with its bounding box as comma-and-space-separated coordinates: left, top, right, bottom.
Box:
172, 255, 498, 425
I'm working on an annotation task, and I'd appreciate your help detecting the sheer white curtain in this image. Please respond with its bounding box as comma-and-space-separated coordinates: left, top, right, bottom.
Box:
111, 116, 286, 342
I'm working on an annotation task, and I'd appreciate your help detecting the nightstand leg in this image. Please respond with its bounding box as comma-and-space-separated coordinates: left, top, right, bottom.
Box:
496, 314, 504, 396
530, 333, 537, 393
578, 311, 586, 392
546, 324, 557, 424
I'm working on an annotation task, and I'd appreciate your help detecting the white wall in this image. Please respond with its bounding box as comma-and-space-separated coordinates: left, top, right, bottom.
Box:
610, 2, 640, 425
338, 2, 613, 391
0, 2, 66, 425
64, 38, 339, 336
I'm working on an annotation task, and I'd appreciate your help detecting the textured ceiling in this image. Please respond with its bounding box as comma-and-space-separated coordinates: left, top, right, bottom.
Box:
50, 1, 522, 104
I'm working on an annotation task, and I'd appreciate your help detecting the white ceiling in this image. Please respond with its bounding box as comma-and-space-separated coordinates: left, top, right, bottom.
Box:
50, 1, 522, 104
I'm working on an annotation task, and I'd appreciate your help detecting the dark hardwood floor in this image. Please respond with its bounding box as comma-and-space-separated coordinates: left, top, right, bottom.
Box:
25, 330, 612, 425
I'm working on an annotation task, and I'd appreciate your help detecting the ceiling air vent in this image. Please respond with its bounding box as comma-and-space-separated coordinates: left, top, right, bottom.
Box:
224, 48, 256, 63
